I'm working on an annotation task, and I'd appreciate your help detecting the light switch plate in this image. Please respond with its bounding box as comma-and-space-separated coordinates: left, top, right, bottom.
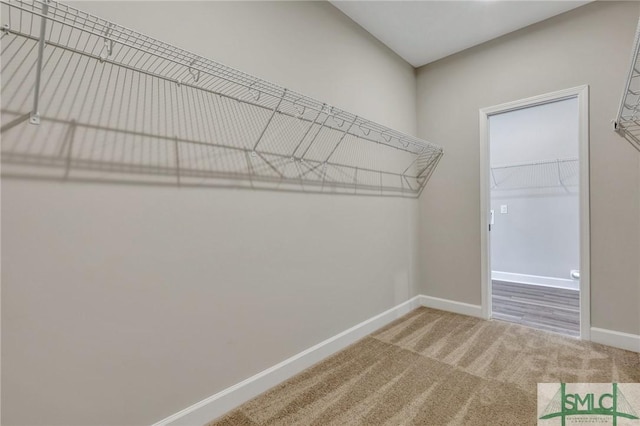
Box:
500, 205, 508, 214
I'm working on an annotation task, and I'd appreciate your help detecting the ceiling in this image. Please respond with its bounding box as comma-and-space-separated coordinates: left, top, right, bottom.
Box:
330, 1, 591, 68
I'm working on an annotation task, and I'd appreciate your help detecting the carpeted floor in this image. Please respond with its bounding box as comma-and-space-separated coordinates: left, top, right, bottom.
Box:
209, 307, 640, 425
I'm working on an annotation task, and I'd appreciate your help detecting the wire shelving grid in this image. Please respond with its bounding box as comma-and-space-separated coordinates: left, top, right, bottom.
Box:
490, 158, 579, 191
615, 16, 640, 152
0, 0, 443, 196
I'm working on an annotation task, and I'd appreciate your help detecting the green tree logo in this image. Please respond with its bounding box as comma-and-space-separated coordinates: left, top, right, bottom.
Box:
540, 383, 639, 425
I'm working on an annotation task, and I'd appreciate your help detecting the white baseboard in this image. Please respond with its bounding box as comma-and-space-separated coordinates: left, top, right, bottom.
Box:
492, 271, 579, 291
590, 327, 640, 353
417, 295, 483, 318
151, 294, 634, 426
152, 296, 422, 426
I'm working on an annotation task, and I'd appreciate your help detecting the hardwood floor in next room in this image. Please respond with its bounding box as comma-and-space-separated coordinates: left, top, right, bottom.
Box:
491, 280, 580, 337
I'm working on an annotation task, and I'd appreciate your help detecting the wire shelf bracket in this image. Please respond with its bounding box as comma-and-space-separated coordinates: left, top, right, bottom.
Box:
28, 0, 48, 125
0, 0, 444, 197
614, 15, 640, 152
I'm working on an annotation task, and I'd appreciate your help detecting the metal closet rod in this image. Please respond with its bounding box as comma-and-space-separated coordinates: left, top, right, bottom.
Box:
1, 0, 443, 156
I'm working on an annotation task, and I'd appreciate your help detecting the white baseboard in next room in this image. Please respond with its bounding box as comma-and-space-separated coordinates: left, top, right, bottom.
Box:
492, 271, 579, 291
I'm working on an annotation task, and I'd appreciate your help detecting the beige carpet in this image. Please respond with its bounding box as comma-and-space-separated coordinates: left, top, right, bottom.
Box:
209, 307, 640, 425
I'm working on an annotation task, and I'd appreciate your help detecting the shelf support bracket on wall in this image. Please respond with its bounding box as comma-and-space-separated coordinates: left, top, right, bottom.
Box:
556, 159, 563, 186
324, 115, 357, 163
490, 168, 498, 188
403, 147, 434, 177
174, 136, 181, 187
290, 108, 323, 159
99, 24, 113, 62
402, 155, 420, 176
29, 0, 50, 125
252, 89, 287, 153
299, 110, 332, 160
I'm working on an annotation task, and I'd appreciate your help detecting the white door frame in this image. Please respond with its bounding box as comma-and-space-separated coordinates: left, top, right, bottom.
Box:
479, 85, 591, 340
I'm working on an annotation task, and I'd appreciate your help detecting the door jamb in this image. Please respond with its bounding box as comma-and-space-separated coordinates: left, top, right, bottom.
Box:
478, 85, 591, 340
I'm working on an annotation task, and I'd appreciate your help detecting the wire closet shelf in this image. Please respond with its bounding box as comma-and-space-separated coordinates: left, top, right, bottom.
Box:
490, 158, 579, 191
0, 0, 443, 197
614, 16, 640, 152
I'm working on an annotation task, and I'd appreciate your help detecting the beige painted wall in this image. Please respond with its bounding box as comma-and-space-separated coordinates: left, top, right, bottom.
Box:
416, 1, 640, 335
1, 2, 418, 425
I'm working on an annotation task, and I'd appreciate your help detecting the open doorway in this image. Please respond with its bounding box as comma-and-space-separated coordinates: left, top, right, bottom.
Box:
479, 86, 590, 339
